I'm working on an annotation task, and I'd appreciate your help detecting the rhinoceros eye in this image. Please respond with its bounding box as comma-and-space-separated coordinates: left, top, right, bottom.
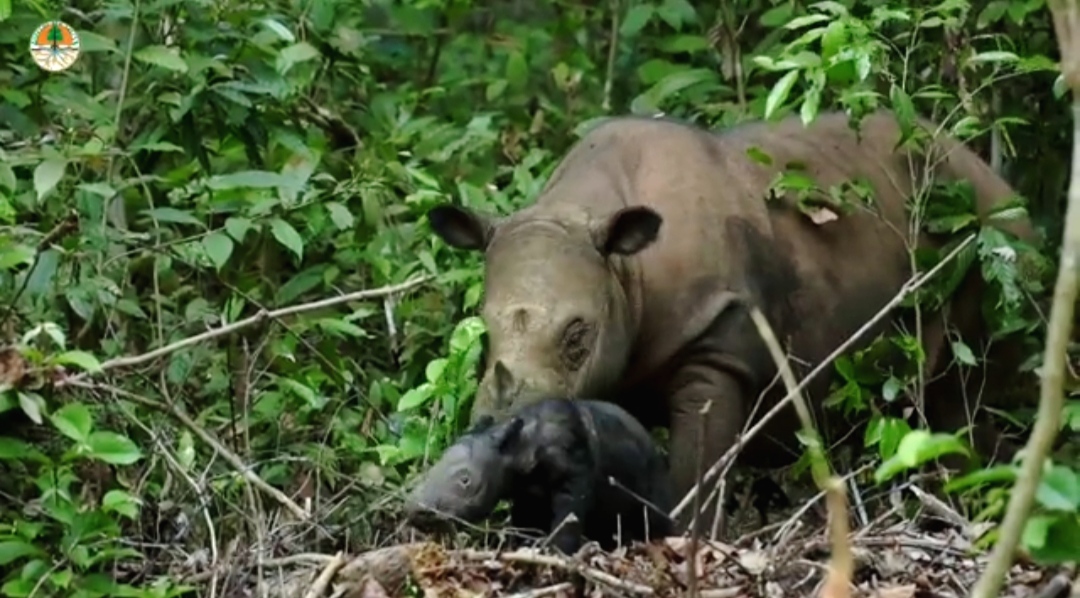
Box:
560, 317, 593, 371
458, 473, 471, 490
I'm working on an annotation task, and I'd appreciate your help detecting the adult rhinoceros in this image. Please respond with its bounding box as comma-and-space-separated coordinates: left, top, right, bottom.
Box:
427, 110, 1037, 531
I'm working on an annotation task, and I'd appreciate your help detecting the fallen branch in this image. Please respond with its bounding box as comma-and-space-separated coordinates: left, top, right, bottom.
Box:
458, 548, 656, 595
302, 551, 346, 598
670, 234, 976, 520
969, 3, 1080, 596
57, 275, 434, 387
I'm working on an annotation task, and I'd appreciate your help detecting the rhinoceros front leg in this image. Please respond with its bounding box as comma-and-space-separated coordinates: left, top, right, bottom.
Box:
665, 362, 747, 535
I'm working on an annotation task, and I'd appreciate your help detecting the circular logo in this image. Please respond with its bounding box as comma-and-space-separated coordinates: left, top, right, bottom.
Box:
29, 21, 81, 73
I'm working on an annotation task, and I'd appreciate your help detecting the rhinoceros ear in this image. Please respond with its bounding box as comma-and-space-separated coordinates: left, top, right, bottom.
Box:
494, 416, 525, 453
594, 206, 663, 256
428, 204, 497, 251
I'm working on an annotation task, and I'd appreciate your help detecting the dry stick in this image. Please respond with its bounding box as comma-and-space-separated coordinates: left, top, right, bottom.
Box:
688, 399, 713, 598
970, 5, 1080, 596
745, 306, 852, 597
670, 234, 976, 520
302, 551, 346, 598
57, 275, 434, 387
459, 548, 655, 595
68, 380, 310, 521
504, 582, 575, 598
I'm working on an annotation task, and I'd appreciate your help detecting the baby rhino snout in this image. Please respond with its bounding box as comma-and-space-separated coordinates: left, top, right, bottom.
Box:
403, 491, 451, 533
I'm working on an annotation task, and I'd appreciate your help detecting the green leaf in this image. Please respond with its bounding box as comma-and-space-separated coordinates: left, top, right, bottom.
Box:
261, 18, 296, 42
966, 50, 1019, 65
53, 351, 102, 373
270, 218, 304, 261
224, 216, 254, 242
1036, 465, 1080, 512
784, 14, 831, 29
17, 392, 45, 425
24, 249, 59, 298
50, 402, 93, 442
207, 170, 288, 190
881, 377, 902, 402
800, 83, 821, 125
0, 541, 43, 566
84, 431, 143, 465
951, 340, 978, 366
0, 0, 11, 21
145, 207, 204, 227
33, 159, 67, 202
425, 358, 449, 384
133, 45, 188, 73
201, 231, 234, 271
506, 51, 528, 91
620, 4, 654, 36
277, 41, 321, 74
397, 383, 434, 412
765, 69, 800, 120
102, 490, 142, 520
325, 202, 355, 230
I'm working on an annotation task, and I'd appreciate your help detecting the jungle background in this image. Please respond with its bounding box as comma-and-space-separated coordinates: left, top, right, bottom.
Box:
0, 0, 1078, 595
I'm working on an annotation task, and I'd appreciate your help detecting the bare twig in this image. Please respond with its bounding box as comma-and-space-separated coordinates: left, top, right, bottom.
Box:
819, 477, 853, 598
302, 551, 346, 598
504, 582, 574, 598
67, 380, 310, 521
460, 548, 656, 595
688, 399, 713, 598
671, 234, 975, 519
969, 5, 1080, 597
56, 275, 433, 387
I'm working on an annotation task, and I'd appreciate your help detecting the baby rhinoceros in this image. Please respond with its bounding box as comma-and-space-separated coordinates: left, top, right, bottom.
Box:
403, 397, 675, 555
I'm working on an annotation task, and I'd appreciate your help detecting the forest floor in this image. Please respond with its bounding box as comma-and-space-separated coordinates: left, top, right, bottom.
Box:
169, 470, 1073, 598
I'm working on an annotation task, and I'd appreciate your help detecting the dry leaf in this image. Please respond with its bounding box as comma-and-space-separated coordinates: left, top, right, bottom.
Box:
0, 346, 26, 390
807, 206, 840, 225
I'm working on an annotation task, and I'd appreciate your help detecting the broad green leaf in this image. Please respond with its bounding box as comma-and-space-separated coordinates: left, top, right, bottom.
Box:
24, 249, 59, 297
765, 69, 800, 120
325, 202, 355, 230
425, 358, 448, 384
207, 171, 287, 190
201, 231, 234, 271
77, 182, 116, 198
316, 319, 367, 338
130, 141, 184, 153
277, 42, 320, 74
945, 464, 1017, 493
49, 402, 93, 442
784, 14, 831, 29
397, 383, 434, 412
270, 218, 304, 261
951, 340, 978, 366
33, 159, 67, 202
0, 436, 32, 459
0, 244, 35, 270
53, 350, 102, 375
134, 45, 188, 73
449, 316, 486, 354
176, 430, 195, 470
16, 391, 45, 426
102, 490, 141, 520
0, 0, 10, 21
620, 4, 654, 36
262, 18, 296, 42
0, 541, 43, 566
506, 51, 528, 91
1036, 465, 1080, 512
144, 207, 204, 227
224, 216, 254, 242
85, 431, 143, 465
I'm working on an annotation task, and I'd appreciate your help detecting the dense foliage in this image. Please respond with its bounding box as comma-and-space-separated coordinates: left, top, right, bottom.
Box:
0, 0, 1077, 595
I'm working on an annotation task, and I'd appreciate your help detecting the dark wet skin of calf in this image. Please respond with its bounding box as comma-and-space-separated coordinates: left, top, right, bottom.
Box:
404, 397, 675, 556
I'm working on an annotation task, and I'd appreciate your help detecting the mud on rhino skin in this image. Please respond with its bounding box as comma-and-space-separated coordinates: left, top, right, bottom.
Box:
403, 396, 675, 555
426, 109, 1042, 532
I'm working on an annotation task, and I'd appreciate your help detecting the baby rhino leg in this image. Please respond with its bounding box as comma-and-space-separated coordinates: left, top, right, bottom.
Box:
666, 362, 747, 535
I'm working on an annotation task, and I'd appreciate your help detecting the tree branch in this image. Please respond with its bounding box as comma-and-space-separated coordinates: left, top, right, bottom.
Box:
56, 275, 434, 387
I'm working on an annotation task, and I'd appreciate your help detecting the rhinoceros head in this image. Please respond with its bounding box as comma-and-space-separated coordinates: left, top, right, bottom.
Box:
428, 202, 662, 424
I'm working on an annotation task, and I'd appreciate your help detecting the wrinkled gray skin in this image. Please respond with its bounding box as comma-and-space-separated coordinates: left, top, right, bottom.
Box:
427, 110, 1039, 533
403, 397, 675, 555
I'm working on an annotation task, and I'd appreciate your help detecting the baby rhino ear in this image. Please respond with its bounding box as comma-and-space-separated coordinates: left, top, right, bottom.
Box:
593, 206, 663, 256
494, 417, 524, 453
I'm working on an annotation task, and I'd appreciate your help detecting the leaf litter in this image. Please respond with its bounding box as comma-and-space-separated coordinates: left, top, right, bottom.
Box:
163, 473, 1073, 598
